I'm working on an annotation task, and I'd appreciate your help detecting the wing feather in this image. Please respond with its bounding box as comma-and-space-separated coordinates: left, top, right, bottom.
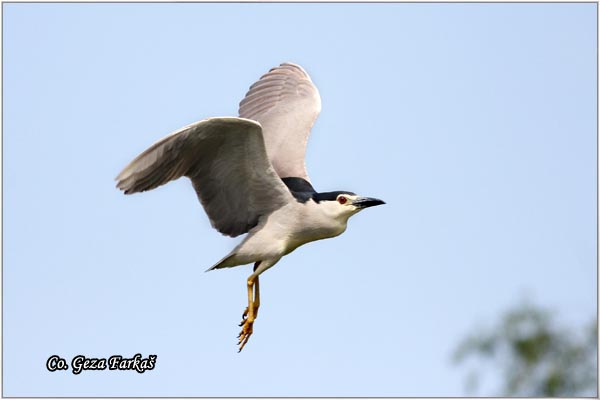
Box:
238, 62, 321, 182
116, 117, 292, 237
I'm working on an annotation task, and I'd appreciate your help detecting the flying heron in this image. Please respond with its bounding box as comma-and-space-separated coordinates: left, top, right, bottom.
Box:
116, 62, 385, 351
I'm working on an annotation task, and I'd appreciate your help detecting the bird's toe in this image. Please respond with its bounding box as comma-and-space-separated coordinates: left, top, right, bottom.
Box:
237, 320, 254, 352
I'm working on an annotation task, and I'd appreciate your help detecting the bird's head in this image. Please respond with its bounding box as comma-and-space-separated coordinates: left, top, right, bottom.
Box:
313, 191, 385, 221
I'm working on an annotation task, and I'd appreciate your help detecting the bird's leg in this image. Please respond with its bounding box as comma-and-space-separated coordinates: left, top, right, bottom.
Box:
238, 262, 261, 352
237, 275, 258, 351
238, 279, 253, 325
239, 262, 261, 323
253, 271, 260, 319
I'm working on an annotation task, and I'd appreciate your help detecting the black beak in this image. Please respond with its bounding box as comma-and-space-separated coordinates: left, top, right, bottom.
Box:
353, 197, 386, 209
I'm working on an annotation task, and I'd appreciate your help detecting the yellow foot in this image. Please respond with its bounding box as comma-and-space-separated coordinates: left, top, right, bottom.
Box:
237, 318, 254, 352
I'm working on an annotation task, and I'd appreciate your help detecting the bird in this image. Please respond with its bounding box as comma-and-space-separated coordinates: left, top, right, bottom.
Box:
115, 62, 385, 352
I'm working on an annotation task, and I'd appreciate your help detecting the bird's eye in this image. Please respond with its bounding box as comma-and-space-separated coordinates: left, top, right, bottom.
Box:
337, 196, 348, 205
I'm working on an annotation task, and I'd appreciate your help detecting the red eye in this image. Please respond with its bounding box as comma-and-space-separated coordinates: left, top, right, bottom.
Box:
338, 196, 347, 205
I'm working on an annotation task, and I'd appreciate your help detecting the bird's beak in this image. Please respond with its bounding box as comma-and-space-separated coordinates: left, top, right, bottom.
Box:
352, 197, 386, 209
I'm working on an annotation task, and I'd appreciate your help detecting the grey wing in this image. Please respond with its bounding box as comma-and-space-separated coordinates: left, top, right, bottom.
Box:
115, 117, 293, 237
238, 62, 321, 182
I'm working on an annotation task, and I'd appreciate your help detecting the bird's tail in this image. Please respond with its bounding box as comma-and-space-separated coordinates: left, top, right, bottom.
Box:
205, 254, 238, 272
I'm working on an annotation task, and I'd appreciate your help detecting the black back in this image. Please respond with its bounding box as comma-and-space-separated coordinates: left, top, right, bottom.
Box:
281, 177, 355, 204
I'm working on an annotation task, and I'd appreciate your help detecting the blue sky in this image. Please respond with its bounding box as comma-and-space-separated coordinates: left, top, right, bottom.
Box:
3, 3, 597, 396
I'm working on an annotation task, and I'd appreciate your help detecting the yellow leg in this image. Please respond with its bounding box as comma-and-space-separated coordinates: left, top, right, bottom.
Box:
253, 272, 260, 318
237, 262, 261, 352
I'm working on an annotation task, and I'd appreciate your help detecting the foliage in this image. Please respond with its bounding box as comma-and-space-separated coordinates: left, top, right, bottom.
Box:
453, 302, 597, 396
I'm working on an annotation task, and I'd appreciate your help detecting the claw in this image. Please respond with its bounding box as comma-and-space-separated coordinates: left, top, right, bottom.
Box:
237, 311, 254, 352
239, 307, 249, 326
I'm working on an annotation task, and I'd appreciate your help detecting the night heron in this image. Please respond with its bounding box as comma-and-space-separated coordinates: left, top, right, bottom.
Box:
116, 62, 385, 351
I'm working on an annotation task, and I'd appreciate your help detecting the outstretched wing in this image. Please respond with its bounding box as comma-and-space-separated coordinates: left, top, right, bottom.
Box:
115, 117, 293, 237
238, 62, 321, 182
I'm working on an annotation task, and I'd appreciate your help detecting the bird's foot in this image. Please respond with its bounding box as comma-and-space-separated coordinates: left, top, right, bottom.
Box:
237, 317, 254, 352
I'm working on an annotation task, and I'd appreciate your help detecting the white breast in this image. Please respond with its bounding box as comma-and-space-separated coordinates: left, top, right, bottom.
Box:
233, 199, 350, 262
